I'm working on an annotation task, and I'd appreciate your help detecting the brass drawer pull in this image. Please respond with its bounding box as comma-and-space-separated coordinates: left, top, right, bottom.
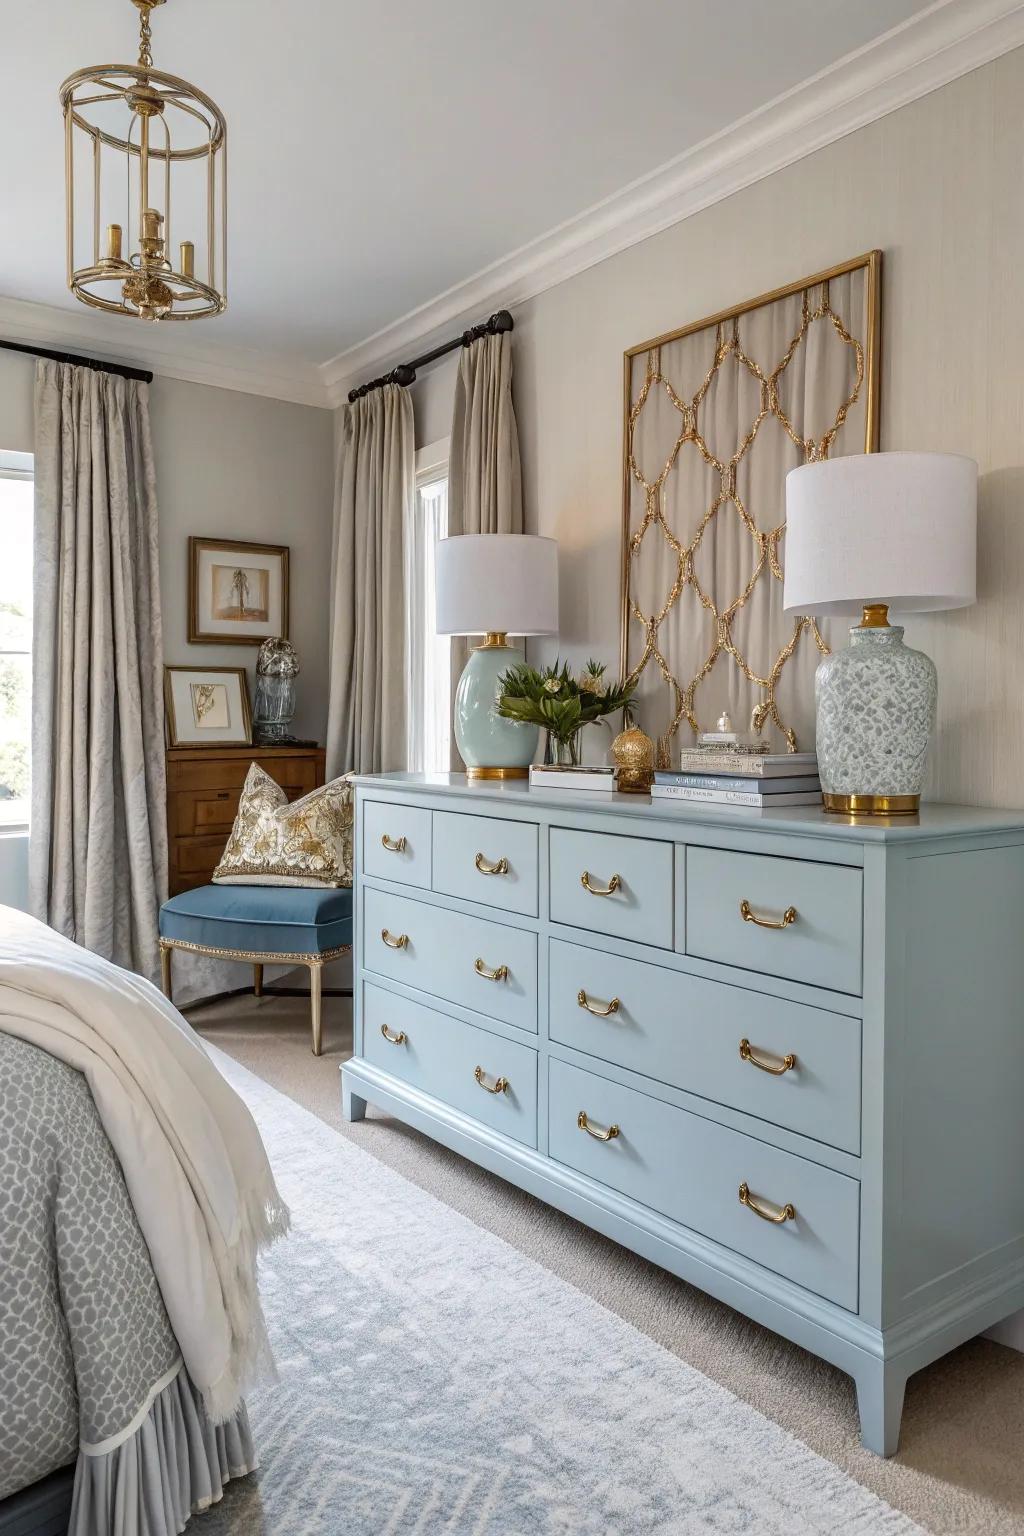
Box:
474, 1065, 509, 1095
475, 852, 509, 875
475, 957, 509, 983
380, 1024, 407, 1045
581, 871, 621, 897
381, 928, 408, 949
738, 1182, 796, 1224
381, 833, 407, 853
740, 899, 797, 930
577, 1110, 620, 1142
577, 989, 620, 1017
739, 1039, 796, 1075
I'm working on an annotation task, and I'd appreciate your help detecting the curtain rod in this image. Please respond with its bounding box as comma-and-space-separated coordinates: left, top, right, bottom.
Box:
347, 309, 514, 403
0, 338, 153, 384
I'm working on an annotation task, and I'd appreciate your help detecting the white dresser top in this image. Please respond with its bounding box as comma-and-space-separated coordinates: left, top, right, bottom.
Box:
352, 772, 1024, 845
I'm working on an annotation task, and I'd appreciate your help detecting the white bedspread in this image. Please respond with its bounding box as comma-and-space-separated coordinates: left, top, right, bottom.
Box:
0, 906, 288, 1423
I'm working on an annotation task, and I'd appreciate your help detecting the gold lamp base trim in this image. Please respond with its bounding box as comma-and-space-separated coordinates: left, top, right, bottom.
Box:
822, 792, 920, 816
466, 765, 530, 781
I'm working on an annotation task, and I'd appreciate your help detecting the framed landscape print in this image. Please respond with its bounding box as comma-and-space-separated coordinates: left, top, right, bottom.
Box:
189, 537, 289, 645
164, 666, 253, 746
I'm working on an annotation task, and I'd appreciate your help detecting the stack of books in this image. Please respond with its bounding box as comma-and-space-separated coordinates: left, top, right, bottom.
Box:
652, 751, 821, 808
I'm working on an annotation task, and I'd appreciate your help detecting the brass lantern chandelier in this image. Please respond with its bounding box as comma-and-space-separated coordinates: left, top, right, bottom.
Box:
60, 0, 226, 321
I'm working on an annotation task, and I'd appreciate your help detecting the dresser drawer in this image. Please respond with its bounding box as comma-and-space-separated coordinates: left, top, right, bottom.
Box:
363, 983, 537, 1147
549, 828, 674, 948
549, 939, 860, 1153
548, 1057, 859, 1310
362, 888, 538, 1032
432, 811, 538, 917
686, 847, 863, 996
362, 800, 432, 889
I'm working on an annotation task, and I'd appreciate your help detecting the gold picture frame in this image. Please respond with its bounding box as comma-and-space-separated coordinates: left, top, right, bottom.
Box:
620, 250, 882, 759
164, 665, 253, 747
188, 536, 290, 645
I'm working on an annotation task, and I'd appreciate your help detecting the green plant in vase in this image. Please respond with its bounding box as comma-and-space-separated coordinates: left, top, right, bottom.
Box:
496, 659, 635, 767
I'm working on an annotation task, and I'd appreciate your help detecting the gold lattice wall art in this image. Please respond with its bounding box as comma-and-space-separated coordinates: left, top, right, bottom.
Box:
620, 251, 881, 761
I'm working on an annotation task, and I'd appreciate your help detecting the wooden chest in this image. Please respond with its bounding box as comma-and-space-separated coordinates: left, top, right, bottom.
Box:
166, 744, 326, 895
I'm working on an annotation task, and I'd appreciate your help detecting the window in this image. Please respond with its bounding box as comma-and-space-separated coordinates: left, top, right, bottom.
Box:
404, 439, 451, 773
0, 452, 32, 828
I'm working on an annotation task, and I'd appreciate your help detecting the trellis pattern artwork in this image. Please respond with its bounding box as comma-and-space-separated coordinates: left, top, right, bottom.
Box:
620, 252, 881, 760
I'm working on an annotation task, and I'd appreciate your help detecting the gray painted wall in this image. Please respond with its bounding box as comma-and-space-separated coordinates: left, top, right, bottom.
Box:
0, 351, 334, 911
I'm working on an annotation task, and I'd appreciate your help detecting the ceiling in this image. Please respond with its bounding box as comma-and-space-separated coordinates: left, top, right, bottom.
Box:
0, 0, 1009, 401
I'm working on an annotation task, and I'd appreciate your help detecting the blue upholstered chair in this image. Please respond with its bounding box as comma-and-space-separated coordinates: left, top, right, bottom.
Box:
158, 885, 354, 1055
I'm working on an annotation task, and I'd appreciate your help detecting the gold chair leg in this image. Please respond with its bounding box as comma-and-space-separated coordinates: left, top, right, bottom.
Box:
253, 963, 264, 998
160, 942, 172, 1000
309, 961, 323, 1056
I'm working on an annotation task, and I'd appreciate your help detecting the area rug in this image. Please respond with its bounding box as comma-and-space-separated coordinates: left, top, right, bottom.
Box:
200, 1048, 924, 1536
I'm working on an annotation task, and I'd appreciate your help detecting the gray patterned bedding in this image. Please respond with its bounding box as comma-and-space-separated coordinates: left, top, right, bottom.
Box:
0, 1033, 253, 1533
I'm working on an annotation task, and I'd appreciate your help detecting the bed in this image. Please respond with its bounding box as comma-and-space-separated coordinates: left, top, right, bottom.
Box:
0, 906, 286, 1536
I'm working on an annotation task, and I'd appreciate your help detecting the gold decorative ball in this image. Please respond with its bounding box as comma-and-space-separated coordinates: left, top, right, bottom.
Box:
610, 726, 655, 793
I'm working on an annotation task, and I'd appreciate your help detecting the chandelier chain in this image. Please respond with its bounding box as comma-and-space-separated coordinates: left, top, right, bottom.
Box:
137, 7, 153, 70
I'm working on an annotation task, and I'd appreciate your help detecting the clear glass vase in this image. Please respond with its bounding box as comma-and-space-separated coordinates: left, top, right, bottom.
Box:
548, 730, 582, 767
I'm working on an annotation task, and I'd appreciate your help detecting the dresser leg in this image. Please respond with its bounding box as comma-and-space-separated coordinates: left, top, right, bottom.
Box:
855, 1362, 907, 1456
341, 1073, 366, 1123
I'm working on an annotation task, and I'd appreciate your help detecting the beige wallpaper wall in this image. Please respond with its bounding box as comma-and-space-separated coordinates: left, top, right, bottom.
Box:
412, 48, 1024, 809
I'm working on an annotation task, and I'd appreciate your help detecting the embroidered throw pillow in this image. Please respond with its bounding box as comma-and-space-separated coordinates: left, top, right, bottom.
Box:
213, 764, 354, 888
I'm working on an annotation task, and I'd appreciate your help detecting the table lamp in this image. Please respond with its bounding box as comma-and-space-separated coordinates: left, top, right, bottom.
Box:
436, 534, 559, 779
784, 452, 977, 814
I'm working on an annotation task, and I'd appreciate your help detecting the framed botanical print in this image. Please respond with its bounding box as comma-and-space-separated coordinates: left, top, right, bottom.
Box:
164, 666, 253, 746
189, 537, 289, 645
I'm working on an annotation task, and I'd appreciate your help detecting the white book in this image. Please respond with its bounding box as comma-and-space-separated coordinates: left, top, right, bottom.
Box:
675, 751, 817, 778
529, 765, 617, 793
650, 784, 822, 808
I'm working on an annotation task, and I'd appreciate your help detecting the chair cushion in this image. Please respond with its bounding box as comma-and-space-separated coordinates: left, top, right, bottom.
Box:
160, 884, 353, 957
213, 764, 354, 888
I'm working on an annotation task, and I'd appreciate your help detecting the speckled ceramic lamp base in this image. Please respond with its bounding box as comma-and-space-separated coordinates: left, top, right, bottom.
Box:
815, 605, 937, 816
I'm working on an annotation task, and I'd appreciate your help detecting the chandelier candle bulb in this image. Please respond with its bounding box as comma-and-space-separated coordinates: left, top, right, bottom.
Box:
180, 241, 195, 279
104, 224, 124, 264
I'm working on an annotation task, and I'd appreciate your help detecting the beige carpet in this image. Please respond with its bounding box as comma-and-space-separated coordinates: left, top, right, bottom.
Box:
192, 992, 1024, 1535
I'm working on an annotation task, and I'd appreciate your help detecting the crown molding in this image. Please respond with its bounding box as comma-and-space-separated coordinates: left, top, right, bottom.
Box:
0, 295, 329, 409
321, 0, 1024, 407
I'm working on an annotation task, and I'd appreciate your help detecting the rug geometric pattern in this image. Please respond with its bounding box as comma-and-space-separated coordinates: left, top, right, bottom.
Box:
201, 1049, 921, 1536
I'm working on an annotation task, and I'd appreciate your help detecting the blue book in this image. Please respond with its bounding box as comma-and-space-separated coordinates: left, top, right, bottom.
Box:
654, 771, 821, 795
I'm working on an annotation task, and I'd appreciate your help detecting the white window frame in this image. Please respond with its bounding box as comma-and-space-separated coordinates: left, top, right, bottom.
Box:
0, 450, 34, 832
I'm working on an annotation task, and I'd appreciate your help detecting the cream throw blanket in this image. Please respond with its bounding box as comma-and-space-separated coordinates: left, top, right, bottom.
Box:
0, 907, 288, 1422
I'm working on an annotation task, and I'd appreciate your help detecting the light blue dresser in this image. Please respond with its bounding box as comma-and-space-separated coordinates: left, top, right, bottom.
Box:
343, 773, 1024, 1454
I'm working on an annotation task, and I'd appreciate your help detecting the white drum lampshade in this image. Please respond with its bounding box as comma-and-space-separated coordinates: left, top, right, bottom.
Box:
784, 452, 978, 815
435, 535, 559, 779
436, 534, 559, 638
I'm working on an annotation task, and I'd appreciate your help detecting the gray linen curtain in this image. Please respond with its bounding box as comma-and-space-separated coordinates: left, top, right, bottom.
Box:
325, 383, 414, 776
30, 361, 167, 982
447, 331, 524, 767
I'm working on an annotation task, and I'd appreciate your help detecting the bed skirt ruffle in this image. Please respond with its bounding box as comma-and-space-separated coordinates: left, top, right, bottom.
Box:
70, 1364, 255, 1536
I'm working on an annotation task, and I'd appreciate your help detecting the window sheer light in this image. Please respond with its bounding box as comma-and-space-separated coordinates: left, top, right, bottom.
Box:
405, 474, 451, 773
0, 454, 33, 827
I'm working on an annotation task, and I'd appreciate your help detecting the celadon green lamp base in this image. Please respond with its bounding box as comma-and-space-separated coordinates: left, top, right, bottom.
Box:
454, 639, 539, 780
